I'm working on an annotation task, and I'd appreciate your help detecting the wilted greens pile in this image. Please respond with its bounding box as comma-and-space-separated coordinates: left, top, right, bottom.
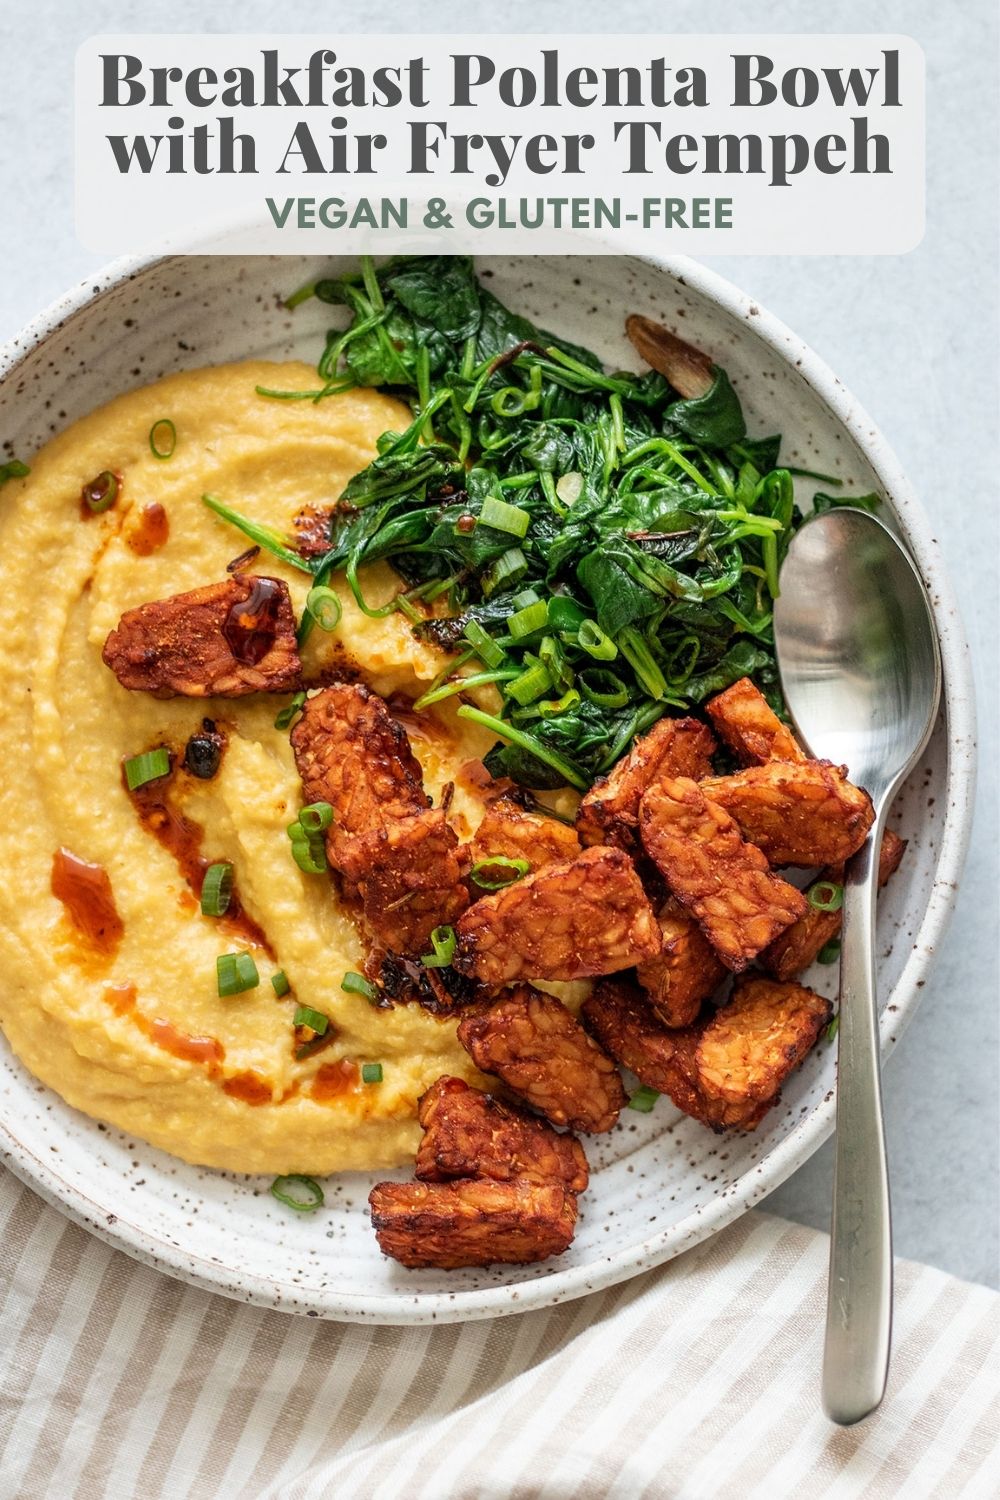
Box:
207, 255, 860, 793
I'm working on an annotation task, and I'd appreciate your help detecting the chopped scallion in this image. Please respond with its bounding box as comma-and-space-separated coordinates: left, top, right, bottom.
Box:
628, 1086, 660, 1113
508, 600, 548, 641
825, 1015, 840, 1043
421, 925, 456, 969
149, 418, 177, 460
84, 471, 119, 514
470, 855, 531, 890
216, 951, 260, 996
305, 585, 342, 632
200, 862, 233, 917
299, 801, 334, 834
124, 747, 170, 791
817, 938, 842, 964
482, 547, 527, 598
361, 1062, 383, 1084
808, 880, 844, 913
274, 691, 306, 731
478, 495, 530, 537
271, 970, 291, 997
270, 1174, 324, 1213
293, 1005, 329, 1037
505, 662, 553, 706
579, 668, 630, 709
618, 628, 667, 700
463, 619, 505, 669
341, 971, 378, 1002
577, 619, 618, 661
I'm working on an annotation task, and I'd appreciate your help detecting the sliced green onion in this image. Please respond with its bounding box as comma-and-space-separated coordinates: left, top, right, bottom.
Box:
817, 938, 842, 964
456, 705, 588, 792
578, 619, 619, 661
536, 688, 581, 718
286, 821, 328, 874
506, 662, 553, 707
217, 951, 260, 997
361, 1062, 383, 1084
579, 669, 630, 709
628, 1086, 660, 1113
511, 588, 541, 610
482, 547, 527, 598
808, 880, 844, 913
274, 691, 306, 731
478, 496, 530, 538
202, 494, 313, 575
304, 586, 342, 632
618, 628, 667, 700
271, 970, 291, 997
0, 459, 30, 487
149, 418, 177, 460
84, 471, 119, 514
421, 925, 456, 969
413, 668, 518, 711
293, 1005, 329, 1037
825, 1015, 840, 1043
470, 856, 531, 890
124, 747, 170, 791
200, 862, 233, 917
299, 801, 334, 834
508, 600, 548, 641
463, 620, 506, 669
546, 596, 586, 633
342, 971, 378, 1002
270, 1174, 324, 1213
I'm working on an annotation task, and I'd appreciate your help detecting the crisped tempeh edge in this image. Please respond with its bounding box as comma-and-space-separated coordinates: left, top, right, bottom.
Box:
761, 829, 907, 980
102, 575, 300, 697
457, 985, 627, 1134
699, 759, 875, 868
704, 676, 807, 765
416, 1076, 589, 1193
639, 776, 807, 971
453, 845, 661, 986
470, 797, 581, 878
576, 716, 716, 852
368, 1178, 578, 1269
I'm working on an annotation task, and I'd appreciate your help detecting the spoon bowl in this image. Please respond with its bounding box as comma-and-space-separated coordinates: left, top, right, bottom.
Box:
775, 507, 942, 1426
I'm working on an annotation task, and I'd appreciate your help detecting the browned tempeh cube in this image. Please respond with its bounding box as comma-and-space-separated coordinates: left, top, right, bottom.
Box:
470, 797, 581, 880
576, 716, 716, 852
368, 1178, 578, 1269
290, 682, 429, 874
355, 809, 469, 956
699, 760, 875, 868
761, 829, 907, 981
704, 677, 807, 766
453, 846, 661, 986
416, 1076, 589, 1193
102, 575, 300, 697
635, 898, 728, 1028
639, 776, 807, 971
583, 974, 831, 1133
457, 985, 627, 1134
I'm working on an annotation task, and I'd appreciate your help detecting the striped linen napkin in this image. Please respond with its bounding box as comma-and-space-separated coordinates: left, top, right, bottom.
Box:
0, 1169, 996, 1499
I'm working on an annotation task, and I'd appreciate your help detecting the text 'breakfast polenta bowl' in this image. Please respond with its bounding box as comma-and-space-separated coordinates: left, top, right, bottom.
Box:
0, 254, 938, 1284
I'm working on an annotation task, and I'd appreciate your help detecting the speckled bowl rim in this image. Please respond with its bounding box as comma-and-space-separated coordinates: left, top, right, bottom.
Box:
0, 251, 977, 1324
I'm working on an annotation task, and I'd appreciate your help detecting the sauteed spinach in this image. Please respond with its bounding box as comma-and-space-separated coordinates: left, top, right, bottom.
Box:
206, 256, 862, 792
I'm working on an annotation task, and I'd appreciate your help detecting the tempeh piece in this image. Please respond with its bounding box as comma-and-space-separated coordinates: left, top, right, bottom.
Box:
761, 829, 907, 980
102, 575, 300, 697
290, 682, 429, 875
369, 1179, 578, 1269
704, 677, 806, 765
355, 810, 469, 956
700, 760, 875, 868
416, 1077, 589, 1192
470, 798, 581, 880
457, 985, 627, 1134
635, 898, 728, 1028
639, 776, 807, 971
583, 974, 830, 1132
576, 716, 716, 852
453, 846, 661, 986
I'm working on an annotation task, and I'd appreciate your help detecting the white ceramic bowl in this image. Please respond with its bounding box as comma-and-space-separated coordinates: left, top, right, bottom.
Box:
0, 254, 975, 1323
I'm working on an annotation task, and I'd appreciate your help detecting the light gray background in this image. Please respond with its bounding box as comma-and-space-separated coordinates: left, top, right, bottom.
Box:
1, 0, 996, 1288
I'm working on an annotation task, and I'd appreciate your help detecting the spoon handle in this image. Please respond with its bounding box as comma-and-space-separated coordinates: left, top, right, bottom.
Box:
822, 820, 893, 1425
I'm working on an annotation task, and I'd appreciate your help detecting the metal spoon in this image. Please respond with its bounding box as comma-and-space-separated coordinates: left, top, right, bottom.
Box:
773, 508, 942, 1426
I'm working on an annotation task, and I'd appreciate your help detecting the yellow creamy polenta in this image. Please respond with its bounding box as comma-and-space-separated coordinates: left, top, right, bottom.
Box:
0, 361, 523, 1174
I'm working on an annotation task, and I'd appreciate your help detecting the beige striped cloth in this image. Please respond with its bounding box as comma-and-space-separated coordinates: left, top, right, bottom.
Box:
1, 1170, 997, 1499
